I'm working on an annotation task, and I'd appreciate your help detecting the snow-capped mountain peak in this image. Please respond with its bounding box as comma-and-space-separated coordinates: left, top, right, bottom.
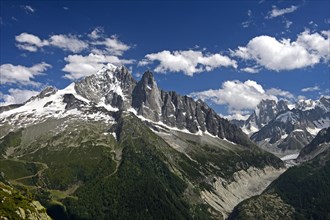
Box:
241, 96, 330, 155
0, 64, 253, 146
96, 63, 118, 75
0, 81, 116, 129
296, 99, 317, 111
295, 96, 330, 112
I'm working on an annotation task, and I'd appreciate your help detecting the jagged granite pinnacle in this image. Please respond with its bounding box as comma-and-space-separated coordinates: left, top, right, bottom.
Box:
70, 65, 255, 145
132, 70, 163, 121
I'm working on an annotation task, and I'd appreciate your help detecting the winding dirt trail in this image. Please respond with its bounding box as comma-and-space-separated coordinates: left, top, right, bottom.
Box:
13, 162, 48, 181
0, 159, 49, 182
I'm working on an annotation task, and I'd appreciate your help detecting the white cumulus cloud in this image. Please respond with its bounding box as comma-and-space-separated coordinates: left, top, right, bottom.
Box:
93, 35, 131, 56
0, 62, 51, 86
296, 30, 330, 60
62, 53, 134, 80
231, 30, 330, 71
139, 50, 237, 76
15, 33, 49, 52
15, 33, 88, 53
0, 89, 39, 106
241, 67, 259, 73
266, 5, 298, 19
15, 30, 131, 56
189, 80, 294, 112
49, 34, 88, 53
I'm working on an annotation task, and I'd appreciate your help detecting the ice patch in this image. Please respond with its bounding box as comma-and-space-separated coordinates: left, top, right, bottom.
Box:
97, 97, 119, 112
287, 104, 295, 110
111, 132, 117, 141
223, 138, 237, 145
255, 107, 260, 118
280, 153, 299, 161
241, 121, 259, 136
306, 127, 321, 136
281, 134, 288, 140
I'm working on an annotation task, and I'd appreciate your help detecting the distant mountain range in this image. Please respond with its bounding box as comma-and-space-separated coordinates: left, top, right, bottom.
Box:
232, 96, 330, 156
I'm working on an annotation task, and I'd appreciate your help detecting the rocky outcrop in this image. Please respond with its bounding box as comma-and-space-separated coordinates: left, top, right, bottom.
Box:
0, 87, 57, 114
0, 182, 51, 220
298, 127, 330, 162
63, 94, 87, 110
36, 86, 58, 99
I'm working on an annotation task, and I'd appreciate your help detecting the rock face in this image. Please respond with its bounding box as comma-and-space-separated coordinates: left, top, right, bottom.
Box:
63, 94, 87, 110
132, 70, 163, 121
75, 64, 137, 110
35, 86, 58, 99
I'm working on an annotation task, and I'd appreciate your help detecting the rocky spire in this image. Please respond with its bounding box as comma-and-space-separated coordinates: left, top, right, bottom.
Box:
132, 71, 162, 121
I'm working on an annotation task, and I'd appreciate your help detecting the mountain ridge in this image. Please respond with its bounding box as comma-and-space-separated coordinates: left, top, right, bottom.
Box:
0, 63, 285, 219
1, 64, 256, 148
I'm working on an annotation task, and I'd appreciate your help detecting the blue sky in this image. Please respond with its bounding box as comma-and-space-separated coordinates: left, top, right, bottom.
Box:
0, 0, 329, 119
